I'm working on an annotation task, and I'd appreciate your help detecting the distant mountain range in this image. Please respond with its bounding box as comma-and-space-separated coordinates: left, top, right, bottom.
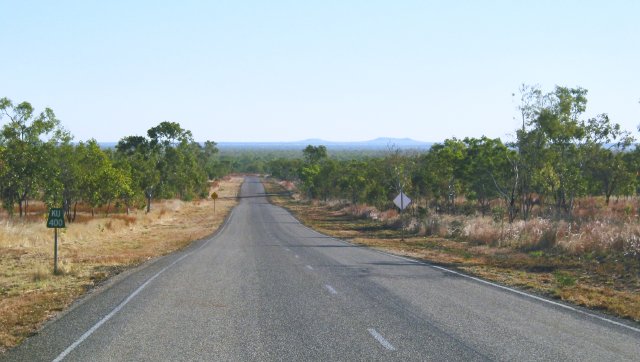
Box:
98, 138, 433, 150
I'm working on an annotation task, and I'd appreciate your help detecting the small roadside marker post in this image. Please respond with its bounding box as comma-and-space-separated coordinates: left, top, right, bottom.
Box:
211, 192, 218, 213
47, 208, 66, 274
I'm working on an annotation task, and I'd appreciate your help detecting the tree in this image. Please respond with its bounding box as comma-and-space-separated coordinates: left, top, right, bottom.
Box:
44, 140, 83, 221
582, 114, 635, 204
425, 138, 466, 213
338, 160, 368, 204
514, 84, 547, 220
0, 97, 69, 216
116, 135, 160, 212
302, 145, 327, 164
116, 122, 210, 210
462, 137, 513, 217
514, 86, 591, 216
299, 145, 329, 198
197, 140, 221, 179
147, 121, 193, 147
76, 140, 132, 216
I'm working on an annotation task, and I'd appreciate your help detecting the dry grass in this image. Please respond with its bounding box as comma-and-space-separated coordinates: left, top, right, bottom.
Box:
0, 176, 243, 352
264, 178, 640, 324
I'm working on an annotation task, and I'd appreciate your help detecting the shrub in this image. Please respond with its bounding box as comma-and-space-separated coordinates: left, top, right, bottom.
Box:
492, 206, 505, 223
553, 271, 576, 287
447, 220, 464, 239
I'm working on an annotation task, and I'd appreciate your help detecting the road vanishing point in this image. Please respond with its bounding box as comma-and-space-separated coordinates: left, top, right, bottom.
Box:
4, 177, 639, 361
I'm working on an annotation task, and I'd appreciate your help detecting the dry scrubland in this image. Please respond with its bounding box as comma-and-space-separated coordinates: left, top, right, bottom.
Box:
265, 178, 640, 323
0, 176, 243, 352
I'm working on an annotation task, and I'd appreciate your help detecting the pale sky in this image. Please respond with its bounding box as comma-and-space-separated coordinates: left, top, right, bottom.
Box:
1, 1, 638, 143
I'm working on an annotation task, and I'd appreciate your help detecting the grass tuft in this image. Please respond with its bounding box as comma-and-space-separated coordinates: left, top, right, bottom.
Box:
553, 271, 577, 288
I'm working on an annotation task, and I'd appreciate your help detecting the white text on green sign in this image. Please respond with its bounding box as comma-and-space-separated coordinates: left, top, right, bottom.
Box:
47, 208, 66, 228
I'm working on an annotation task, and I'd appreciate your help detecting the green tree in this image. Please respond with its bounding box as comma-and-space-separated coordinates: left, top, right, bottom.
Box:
299, 145, 329, 198
302, 145, 328, 164
197, 140, 221, 179
146, 122, 208, 200
582, 114, 635, 204
116, 135, 161, 212
77, 140, 131, 216
462, 137, 513, 217
0, 97, 68, 216
44, 140, 84, 221
147, 121, 193, 147
425, 138, 466, 213
338, 160, 368, 204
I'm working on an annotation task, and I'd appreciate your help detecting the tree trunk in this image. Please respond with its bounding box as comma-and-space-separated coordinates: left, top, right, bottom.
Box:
65, 199, 71, 222
73, 201, 78, 222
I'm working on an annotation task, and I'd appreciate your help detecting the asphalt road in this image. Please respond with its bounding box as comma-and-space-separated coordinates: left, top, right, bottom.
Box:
4, 177, 640, 361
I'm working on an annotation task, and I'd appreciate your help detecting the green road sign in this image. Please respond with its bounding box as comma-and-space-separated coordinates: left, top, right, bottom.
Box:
47, 208, 66, 228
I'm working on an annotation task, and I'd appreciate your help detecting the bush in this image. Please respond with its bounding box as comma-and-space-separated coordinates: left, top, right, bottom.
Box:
447, 220, 464, 239
492, 206, 505, 223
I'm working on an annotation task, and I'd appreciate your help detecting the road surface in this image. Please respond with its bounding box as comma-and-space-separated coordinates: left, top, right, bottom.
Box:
4, 177, 639, 361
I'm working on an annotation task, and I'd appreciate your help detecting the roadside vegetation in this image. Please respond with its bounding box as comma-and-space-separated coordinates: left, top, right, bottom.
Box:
263, 85, 640, 323
0, 96, 230, 219
0, 176, 242, 352
0, 96, 243, 351
265, 179, 640, 323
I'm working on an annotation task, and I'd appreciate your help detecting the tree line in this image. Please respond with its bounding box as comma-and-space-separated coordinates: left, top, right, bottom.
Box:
0, 97, 225, 220
268, 85, 640, 222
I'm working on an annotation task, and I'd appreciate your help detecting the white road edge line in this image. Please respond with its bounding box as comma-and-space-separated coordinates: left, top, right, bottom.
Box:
52, 209, 235, 362
367, 328, 396, 351
306, 265, 314, 270
388, 253, 640, 334
295, 222, 640, 334
324, 284, 338, 294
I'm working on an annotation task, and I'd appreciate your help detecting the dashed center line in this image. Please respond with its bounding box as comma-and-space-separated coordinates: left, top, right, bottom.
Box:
324, 284, 338, 294
284, 248, 291, 252
294, 254, 299, 258
367, 328, 396, 351
306, 265, 313, 270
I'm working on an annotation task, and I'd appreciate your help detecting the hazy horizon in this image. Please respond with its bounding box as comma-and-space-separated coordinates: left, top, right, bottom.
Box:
98, 137, 434, 145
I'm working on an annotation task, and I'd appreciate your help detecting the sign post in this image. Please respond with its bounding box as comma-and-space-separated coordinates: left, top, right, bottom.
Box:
393, 192, 412, 241
47, 208, 66, 274
211, 192, 218, 213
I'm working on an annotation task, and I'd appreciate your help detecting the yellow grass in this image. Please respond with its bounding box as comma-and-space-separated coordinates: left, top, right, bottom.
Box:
263, 178, 640, 324
0, 176, 243, 352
